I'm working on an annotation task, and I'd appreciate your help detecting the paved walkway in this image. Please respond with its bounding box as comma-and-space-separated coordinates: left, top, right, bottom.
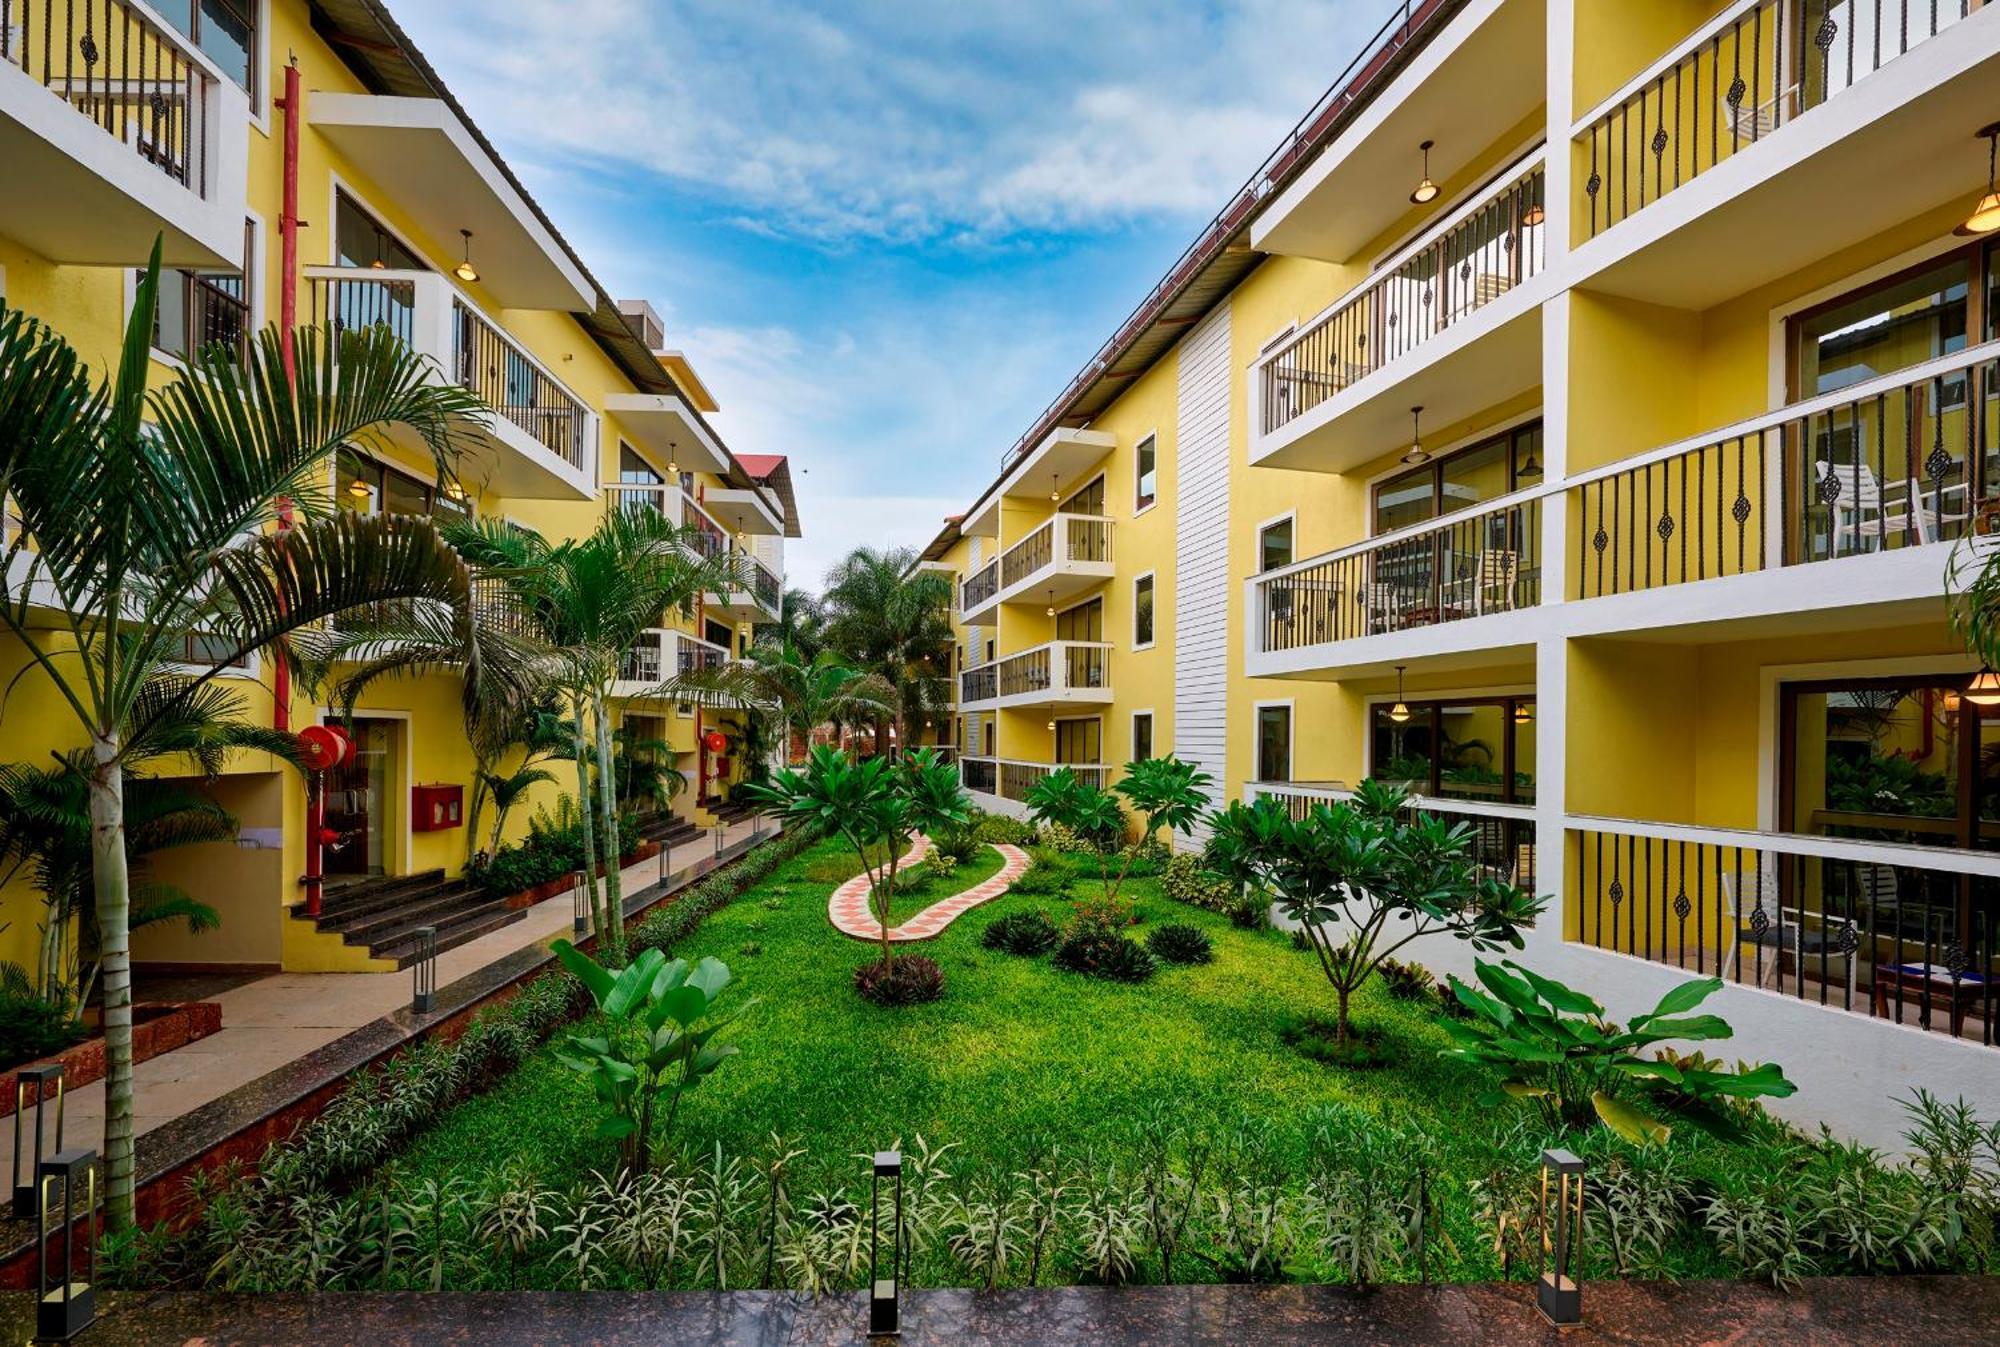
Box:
827, 840, 1031, 942
0, 817, 769, 1175
7, 1275, 1996, 1345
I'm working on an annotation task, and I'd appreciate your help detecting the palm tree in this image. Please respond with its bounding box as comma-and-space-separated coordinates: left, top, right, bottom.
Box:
0, 753, 235, 1014
656, 644, 898, 765
0, 247, 496, 1228
819, 547, 954, 754
469, 704, 572, 861
760, 586, 826, 660
446, 508, 744, 962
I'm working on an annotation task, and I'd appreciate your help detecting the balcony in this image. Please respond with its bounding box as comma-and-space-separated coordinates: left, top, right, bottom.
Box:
307, 94, 590, 311
612, 628, 728, 700
0, 0, 249, 266
306, 267, 595, 500
1251, 155, 1549, 472
1245, 781, 1535, 886
673, 492, 782, 626
1251, 0, 1547, 264
1568, 0, 2000, 308
1571, 815, 1996, 1049
1567, 339, 1997, 629
958, 514, 1114, 625
959, 756, 1109, 803
1247, 488, 1543, 676
957, 640, 1112, 713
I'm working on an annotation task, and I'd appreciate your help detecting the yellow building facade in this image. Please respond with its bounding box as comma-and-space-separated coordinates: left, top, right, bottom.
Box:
1, 0, 794, 975
923, 0, 2000, 1145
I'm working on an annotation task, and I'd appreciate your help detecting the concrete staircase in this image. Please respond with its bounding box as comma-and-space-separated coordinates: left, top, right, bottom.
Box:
292, 870, 524, 969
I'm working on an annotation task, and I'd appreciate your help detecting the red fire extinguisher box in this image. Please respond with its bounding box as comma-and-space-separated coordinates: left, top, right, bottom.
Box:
412, 783, 464, 832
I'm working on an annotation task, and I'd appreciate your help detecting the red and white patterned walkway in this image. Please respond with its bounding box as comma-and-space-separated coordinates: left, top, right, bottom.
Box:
827, 840, 1033, 942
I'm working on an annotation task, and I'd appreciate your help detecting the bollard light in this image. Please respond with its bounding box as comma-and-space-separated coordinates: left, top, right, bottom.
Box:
714, 823, 724, 858
1537, 1147, 1585, 1326
12, 1064, 64, 1219
36, 1148, 97, 1342
410, 925, 438, 1014
573, 868, 590, 938
869, 1149, 903, 1336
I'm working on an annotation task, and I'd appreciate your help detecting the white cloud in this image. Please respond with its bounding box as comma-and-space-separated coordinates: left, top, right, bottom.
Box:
388, 0, 1385, 244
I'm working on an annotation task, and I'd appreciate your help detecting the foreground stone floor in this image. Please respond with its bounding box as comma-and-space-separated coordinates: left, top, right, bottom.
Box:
2, 1276, 1994, 1345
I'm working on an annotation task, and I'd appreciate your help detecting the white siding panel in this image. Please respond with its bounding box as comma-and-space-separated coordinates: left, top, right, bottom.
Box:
1173, 300, 1231, 846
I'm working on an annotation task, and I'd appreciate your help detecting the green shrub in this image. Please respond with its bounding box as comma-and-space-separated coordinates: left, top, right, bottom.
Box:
1040, 819, 1115, 854
1008, 852, 1074, 897
1146, 924, 1213, 966
1375, 958, 1438, 1004
971, 812, 1036, 846
1053, 931, 1156, 982
0, 989, 86, 1070
1161, 853, 1238, 913
928, 819, 982, 868
855, 954, 946, 1005
981, 910, 1059, 956
1122, 837, 1170, 878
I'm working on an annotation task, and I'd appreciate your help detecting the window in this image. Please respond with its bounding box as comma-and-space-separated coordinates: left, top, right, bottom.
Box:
1372, 421, 1543, 536
155, 0, 256, 100
1368, 696, 1535, 805
1256, 705, 1292, 783
168, 631, 251, 673
1788, 248, 1983, 400
1258, 517, 1294, 572
1134, 435, 1157, 512
336, 448, 465, 520
334, 192, 426, 273
1056, 597, 1103, 642
1132, 712, 1154, 763
146, 218, 254, 364
1054, 717, 1102, 765
619, 444, 663, 486
1061, 474, 1105, 516
1133, 574, 1155, 648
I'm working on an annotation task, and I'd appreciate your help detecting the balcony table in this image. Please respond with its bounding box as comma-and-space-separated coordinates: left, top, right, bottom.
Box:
1870, 963, 1990, 1038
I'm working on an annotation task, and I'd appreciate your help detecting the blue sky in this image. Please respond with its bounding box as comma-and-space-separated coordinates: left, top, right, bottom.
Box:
390, 1, 1382, 589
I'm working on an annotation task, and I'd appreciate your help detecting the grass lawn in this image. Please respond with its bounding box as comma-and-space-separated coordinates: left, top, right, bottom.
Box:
387, 834, 1769, 1287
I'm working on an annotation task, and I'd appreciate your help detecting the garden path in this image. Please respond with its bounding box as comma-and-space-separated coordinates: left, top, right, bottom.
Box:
827, 841, 1032, 942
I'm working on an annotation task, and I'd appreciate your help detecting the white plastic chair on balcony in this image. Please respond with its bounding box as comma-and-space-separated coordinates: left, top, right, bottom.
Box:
1355, 582, 1411, 635
1816, 461, 1917, 554
1453, 549, 1519, 617
1906, 477, 1971, 544
1721, 83, 1800, 143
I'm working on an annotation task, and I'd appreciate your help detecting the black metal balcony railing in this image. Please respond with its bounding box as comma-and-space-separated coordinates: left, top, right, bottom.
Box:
960, 558, 1000, 615
1260, 159, 1546, 436
453, 300, 589, 473
3, 0, 216, 195
960, 756, 998, 795
960, 663, 997, 704
1577, 0, 1979, 239
310, 272, 417, 346
1574, 818, 1997, 1048
1256, 494, 1542, 653
677, 633, 726, 675
1572, 343, 1998, 600
748, 555, 782, 612
620, 641, 661, 684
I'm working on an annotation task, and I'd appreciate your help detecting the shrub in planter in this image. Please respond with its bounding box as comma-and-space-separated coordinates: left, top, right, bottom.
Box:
0, 989, 87, 1071
855, 954, 946, 1005
981, 910, 1059, 956
1146, 923, 1213, 966
1053, 930, 1156, 982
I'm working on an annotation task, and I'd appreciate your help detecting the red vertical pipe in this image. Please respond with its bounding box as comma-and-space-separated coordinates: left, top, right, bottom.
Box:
276, 59, 324, 919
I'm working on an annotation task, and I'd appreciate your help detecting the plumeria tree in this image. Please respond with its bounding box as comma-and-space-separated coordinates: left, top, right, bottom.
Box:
1023, 756, 1213, 904
0, 247, 502, 1227
743, 745, 967, 971
1204, 780, 1544, 1047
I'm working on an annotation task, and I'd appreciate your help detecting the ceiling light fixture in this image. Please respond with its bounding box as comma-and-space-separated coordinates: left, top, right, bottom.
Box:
1522, 199, 1546, 228
1049, 473, 1061, 504
1965, 668, 2000, 708
1409, 140, 1440, 205
1957, 122, 2000, 236
453, 229, 480, 283
346, 474, 372, 500
1402, 406, 1429, 465
1045, 587, 1056, 618
1390, 665, 1411, 723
